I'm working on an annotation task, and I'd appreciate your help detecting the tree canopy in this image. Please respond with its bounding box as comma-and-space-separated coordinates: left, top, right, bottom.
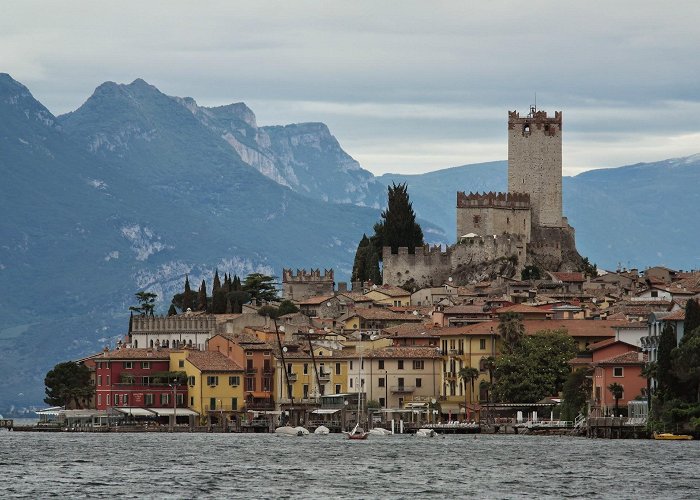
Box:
44, 361, 93, 408
497, 312, 525, 353
493, 329, 577, 403
129, 291, 157, 316
243, 273, 278, 303
560, 368, 592, 421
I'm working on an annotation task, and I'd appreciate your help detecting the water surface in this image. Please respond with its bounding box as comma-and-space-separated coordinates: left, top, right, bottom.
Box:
1, 432, 697, 499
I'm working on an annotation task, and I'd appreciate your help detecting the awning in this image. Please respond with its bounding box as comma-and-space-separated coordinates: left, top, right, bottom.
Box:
35, 406, 63, 416
148, 408, 199, 417
312, 409, 341, 414
247, 410, 282, 415
405, 403, 427, 408
113, 407, 156, 417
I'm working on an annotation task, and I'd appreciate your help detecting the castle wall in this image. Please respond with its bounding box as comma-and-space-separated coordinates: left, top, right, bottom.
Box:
456, 205, 531, 242
382, 237, 526, 289
508, 110, 563, 228
282, 268, 335, 301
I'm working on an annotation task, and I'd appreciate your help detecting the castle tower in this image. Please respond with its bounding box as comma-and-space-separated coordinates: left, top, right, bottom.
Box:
507, 108, 563, 227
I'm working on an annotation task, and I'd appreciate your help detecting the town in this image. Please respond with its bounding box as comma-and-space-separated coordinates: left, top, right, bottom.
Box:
11, 108, 700, 439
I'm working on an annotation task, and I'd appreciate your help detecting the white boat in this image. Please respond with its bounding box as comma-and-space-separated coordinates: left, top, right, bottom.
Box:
314, 425, 330, 435
415, 428, 437, 438
369, 428, 392, 436
275, 425, 309, 436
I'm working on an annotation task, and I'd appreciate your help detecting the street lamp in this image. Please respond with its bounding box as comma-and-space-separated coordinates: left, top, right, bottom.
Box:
218, 399, 223, 430
384, 370, 388, 409
168, 380, 177, 432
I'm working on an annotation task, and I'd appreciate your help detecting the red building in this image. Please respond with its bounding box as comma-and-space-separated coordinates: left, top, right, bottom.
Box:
93, 348, 186, 410
589, 340, 647, 416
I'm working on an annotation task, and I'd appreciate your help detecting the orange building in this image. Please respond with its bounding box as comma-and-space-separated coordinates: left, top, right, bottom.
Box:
588, 340, 647, 416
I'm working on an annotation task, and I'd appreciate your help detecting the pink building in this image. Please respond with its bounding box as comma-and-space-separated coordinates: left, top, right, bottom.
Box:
589, 340, 647, 416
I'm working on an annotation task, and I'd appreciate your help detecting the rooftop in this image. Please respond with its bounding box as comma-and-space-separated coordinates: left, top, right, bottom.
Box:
186, 351, 243, 372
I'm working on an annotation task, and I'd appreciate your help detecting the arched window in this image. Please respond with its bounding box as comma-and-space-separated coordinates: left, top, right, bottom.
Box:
150, 340, 154, 348
134, 340, 138, 348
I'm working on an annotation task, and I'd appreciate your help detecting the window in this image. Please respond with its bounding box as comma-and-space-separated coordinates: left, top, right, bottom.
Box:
335, 363, 341, 375
480, 338, 486, 350
188, 376, 195, 386
142, 376, 152, 385
97, 394, 102, 406
361, 378, 365, 387
97, 375, 102, 386
335, 384, 341, 394
176, 394, 184, 406
398, 377, 405, 388
379, 378, 385, 388
207, 375, 219, 386
210, 398, 216, 410
651, 291, 658, 298
245, 377, 255, 391
190, 396, 194, 406
303, 363, 309, 375
231, 398, 238, 411
106, 394, 110, 406
246, 351, 253, 357
416, 378, 422, 388
161, 393, 170, 405
229, 376, 240, 386
303, 384, 309, 399
413, 360, 424, 370
141, 361, 150, 369
378, 360, 384, 370
398, 360, 404, 370
262, 377, 272, 392
350, 361, 354, 370
144, 394, 154, 405
379, 397, 385, 407
178, 360, 185, 368
613, 367, 624, 377
124, 361, 133, 369
287, 363, 292, 374
350, 379, 353, 388
106, 375, 110, 385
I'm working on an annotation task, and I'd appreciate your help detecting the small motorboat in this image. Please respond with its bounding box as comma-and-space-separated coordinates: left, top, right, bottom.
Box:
369, 428, 392, 436
275, 425, 309, 437
314, 425, 330, 435
415, 428, 437, 438
653, 432, 693, 440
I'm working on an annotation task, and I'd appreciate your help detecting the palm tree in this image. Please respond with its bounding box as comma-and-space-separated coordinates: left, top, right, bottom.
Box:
498, 312, 525, 352
608, 383, 624, 416
459, 367, 480, 420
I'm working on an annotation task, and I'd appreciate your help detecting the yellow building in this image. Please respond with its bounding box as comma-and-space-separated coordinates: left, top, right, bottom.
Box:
275, 344, 349, 403
363, 285, 411, 307
170, 350, 245, 425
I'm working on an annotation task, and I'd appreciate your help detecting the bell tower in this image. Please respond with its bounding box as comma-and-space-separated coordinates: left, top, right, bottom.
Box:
507, 107, 563, 227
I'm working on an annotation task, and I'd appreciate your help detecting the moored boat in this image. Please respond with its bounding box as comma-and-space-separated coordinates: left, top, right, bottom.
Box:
653, 432, 693, 441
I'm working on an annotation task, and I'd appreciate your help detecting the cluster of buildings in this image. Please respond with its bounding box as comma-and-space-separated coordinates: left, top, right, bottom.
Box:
63, 263, 699, 431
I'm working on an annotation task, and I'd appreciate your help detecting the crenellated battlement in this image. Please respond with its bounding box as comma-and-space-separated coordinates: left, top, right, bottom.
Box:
457, 191, 530, 209
282, 268, 334, 283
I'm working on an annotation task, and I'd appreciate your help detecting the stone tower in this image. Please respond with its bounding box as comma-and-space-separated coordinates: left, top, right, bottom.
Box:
507, 108, 563, 227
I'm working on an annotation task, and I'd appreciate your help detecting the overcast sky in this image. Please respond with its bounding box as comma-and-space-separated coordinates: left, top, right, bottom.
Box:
3, 1, 699, 175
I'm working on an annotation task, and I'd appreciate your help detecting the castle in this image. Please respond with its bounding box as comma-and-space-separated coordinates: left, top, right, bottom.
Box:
282, 268, 335, 301
383, 108, 582, 288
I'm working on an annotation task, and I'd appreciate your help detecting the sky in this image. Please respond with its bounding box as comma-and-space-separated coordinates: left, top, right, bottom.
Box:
3, 1, 699, 176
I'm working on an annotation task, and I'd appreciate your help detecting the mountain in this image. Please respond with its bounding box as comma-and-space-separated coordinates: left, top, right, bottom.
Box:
1, 75, 431, 411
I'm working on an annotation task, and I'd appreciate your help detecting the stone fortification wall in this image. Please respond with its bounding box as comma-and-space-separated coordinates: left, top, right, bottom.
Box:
282, 268, 335, 301
383, 236, 526, 288
527, 223, 583, 272
507, 109, 563, 228
456, 192, 531, 242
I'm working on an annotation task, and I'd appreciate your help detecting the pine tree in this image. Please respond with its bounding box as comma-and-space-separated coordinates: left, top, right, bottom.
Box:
197, 280, 208, 312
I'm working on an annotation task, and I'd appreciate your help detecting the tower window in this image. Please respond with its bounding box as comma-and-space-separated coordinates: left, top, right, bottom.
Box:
473, 215, 481, 227
523, 123, 530, 133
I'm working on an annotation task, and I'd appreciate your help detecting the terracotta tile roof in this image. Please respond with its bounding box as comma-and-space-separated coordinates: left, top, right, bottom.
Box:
612, 321, 648, 329
551, 272, 586, 282
383, 322, 440, 338
438, 319, 626, 338
348, 346, 442, 359
216, 332, 274, 350
186, 351, 243, 372
347, 309, 423, 321
496, 304, 551, 315
299, 295, 336, 306
596, 351, 647, 366
662, 309, 686, 321
95, 348, 172, 360
443, 305, 489, 315
366, 285, 410, 298
587, 338, 638, 351
338, 292, 374, 302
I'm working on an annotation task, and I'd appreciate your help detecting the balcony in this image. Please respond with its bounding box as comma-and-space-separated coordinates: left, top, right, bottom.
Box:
245, 397, 275, 410
245, 367, 258, 375
263, 367, 274, 375
448, 349, 463, 356
318, 371, 331, 382
286, 372, 298, 382
391, 385, 416, 394
444, 372, 457, 379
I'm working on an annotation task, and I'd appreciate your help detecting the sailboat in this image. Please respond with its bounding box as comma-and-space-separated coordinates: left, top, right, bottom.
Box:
345, 343, 369, 440
345, 422, 369, 440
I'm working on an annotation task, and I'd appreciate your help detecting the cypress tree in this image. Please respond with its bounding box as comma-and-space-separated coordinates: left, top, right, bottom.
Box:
657, 322, 679, 399
351, 234, 370, 283
365, 245, 382, 285
167, 304, 177, 316
683, 298, 700, 343
213, 270, 221, 295
197, 280, 208, 312
373, 182, 424, 256
232, 275, 241, 291
182, 275, 194, 311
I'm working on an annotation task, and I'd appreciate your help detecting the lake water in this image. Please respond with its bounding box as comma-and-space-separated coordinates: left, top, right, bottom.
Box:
0, 432, 698, 499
